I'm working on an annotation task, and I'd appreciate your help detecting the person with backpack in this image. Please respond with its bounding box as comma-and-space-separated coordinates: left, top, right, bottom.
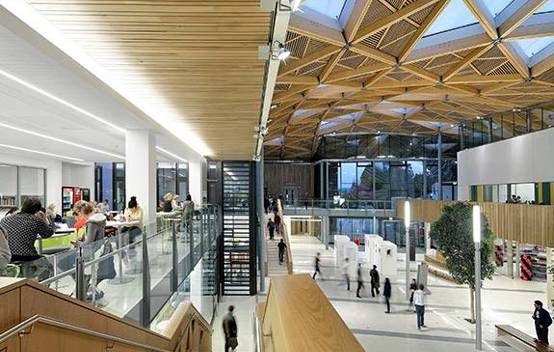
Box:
533, 300, 552, 344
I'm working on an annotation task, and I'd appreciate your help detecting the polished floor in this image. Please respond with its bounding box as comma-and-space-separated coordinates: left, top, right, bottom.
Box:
213, 235, 548, 351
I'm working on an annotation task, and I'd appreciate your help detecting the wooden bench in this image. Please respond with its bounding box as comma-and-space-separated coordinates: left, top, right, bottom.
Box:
496, 324, 554, 351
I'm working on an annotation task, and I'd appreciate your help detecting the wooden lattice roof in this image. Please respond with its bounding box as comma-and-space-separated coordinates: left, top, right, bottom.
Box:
266, 0, 554, 159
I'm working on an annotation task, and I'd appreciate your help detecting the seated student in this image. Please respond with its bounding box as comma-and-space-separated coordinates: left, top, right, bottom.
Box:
162, 193, 174, 212
73, 200, 89, 232
123, 196, 143, 242
0, 198, 55, 280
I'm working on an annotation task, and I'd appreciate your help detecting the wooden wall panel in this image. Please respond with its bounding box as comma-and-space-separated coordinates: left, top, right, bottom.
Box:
0, 288, 20, 333
397, 199, 554, 247
264, 163, 314, 199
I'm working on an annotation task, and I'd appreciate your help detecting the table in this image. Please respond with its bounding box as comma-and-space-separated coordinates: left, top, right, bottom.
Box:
37, 228, 76, 255
107, 220, 139, 285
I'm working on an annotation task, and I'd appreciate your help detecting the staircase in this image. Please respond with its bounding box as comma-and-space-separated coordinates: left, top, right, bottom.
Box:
266, 235, 288, 276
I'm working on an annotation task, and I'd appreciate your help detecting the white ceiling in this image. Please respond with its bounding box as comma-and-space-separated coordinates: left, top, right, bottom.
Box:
0, 20, 199, 164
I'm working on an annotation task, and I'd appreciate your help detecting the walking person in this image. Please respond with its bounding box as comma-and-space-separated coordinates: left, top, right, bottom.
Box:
313, 252, 323, 280
409, 278, 417, 311
414, 284, 428, 330
274, 212, 281, 235
277, 239, 286, 265
356, 264, 364, 298
267, 218, 275, 240
223, 305, 238, 351
342, 258, 351, 291
370, 265, 380, 297
384, 278, 392, 313
533, 300, 552, 344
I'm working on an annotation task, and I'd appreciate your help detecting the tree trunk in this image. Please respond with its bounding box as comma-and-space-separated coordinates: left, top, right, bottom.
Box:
469, 288, 475, 323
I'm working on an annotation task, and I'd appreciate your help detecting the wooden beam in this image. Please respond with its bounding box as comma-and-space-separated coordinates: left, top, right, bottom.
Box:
318, 48, 348, 82
505, 12, 554, 40
353, 0, 440, 44
443, 44, 492, 81
497, 0, 548, 38
344, 0, 374, 42
288, 13, 346, 47
497, 42, 531, 78
363, 68, 394, 88
398, 0, 450, 62
480, 80, 523, 94
273, 86, 310, 103
278, 45, 343, 77
277, 76, 319, 85
463, 0, 498, 39
349, 44, 397, 65
400, 64, 441, 82
325, 62, 390, 83
531, 43, 554, 77
447, 73, 522, 84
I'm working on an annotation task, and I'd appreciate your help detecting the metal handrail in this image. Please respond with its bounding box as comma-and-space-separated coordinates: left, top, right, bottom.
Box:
253, 311, 263, 352
0, 315, 171, 352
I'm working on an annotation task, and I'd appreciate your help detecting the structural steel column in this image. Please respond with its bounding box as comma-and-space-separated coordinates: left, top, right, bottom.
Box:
257, 155, 266, 292
437, 129, 443, 200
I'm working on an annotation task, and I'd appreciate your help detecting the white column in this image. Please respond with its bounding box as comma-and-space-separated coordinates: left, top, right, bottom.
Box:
125, 129, 157, 227
189, 158, 207, 205
424, 222, 432, 255
547, 248, 554, 311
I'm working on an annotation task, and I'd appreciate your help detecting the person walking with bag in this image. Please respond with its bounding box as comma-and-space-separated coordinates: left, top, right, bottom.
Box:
533, 300, 552, 344
223, 305, 238, 351
370, 265, 380, 297
384, 278, 392, 313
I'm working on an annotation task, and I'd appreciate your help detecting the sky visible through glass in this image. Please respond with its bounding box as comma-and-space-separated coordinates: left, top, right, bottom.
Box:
302, 0, 347, 20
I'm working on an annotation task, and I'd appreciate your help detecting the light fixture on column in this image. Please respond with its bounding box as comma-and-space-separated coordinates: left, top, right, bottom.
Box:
273, 42, 291, 61
473, 205, 482, 351
404, 200, 411, 300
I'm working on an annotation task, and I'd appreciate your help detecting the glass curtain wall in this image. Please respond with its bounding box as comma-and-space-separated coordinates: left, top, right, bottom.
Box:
325, 159, 440, 200
157, 162, 189, 206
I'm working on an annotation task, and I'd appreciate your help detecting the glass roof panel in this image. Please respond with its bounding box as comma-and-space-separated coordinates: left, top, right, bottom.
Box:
515, 37, 554, 59
301, 0, 347, 20
483, 0, 512, 17
424, 0, 478, 37
536, 0, 554, 13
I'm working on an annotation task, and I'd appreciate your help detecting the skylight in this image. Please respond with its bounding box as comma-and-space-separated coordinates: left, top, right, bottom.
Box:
515, 37, 554, 59
424, 0, 478, 37
537, 0, 554, 13
483, 0, 512, 17
301, 0, 347, 20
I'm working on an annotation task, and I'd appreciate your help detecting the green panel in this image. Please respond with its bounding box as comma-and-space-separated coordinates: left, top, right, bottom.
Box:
470, 185, 477, 201
543, 182, 551, 205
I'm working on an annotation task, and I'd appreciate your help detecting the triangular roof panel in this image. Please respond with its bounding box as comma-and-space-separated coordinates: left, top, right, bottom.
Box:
515, 37, 554, 59
423, 0, 478, 37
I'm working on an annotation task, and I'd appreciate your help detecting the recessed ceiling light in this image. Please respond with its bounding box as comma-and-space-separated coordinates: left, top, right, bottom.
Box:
155, 146, 187, 163
0, 143, 84, 162
0, 122, 124, 159
0, 68, 125, 134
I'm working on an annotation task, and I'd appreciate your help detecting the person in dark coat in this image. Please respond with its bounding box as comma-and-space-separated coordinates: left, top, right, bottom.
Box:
384, 278, 392, 313
313, 252, 323, 280
274, 213, 281, 234
267, 218, 275, 240
277, 239, 287, 265
370, 265, 380, 297
533, 300, 552, 344
223, 305, 238, 351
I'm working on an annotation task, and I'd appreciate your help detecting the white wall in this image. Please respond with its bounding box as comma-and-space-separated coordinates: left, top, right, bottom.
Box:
189, 158, 207, 205
62, 162, 95, 191
457, 127, 554, 200
0, 152, 62, 209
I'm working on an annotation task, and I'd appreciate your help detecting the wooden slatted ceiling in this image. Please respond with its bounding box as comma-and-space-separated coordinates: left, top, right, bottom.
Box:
266, 0, 554, 159
26, 0, 271, 160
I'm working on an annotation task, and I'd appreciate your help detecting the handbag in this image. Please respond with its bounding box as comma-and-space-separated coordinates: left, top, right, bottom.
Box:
96, 240, 116, 282
228, 337, 238, 349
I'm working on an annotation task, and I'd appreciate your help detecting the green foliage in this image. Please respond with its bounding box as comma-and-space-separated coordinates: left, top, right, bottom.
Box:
430, 202, 495, 289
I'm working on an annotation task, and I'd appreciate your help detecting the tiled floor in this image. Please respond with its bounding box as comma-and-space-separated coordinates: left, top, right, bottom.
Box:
214, 235, 548, 351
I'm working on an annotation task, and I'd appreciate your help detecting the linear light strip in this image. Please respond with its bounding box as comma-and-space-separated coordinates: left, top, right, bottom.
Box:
155, 146, 187, 163
0, 122, 124, 159
0, 68, 125, 134
0, 143, 84, 162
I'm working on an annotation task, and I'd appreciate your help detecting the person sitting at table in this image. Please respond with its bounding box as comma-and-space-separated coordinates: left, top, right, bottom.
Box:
4, 207, 18, 218
171, 195, 182, 210
162, 193, 174, 212
46, 203, 58, 224
100, 199, 110, 213
123, 196, 143, 243
73, 200, 89, 232
0, 198, 55, 280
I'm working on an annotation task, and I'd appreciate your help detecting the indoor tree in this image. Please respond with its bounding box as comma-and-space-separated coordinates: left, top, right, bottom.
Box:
430, 202, 495, 322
